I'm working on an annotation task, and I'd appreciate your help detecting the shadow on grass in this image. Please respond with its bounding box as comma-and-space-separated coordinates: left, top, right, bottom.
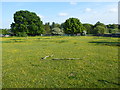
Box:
2, 40, 25, 43
89, 41, 120, 46
56, 40, 68, 43
0, 38, 26, 43
10, 39, 24, 40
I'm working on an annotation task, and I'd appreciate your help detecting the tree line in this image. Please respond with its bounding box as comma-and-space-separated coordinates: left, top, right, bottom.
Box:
1, 10, 119, 36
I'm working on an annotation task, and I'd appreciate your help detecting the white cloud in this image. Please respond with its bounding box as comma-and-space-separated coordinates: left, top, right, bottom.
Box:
58, 13, 68, 16
85, 8, 92, 12
70, 2, 77, 5
37, 14, 44, 19
109, 8, 118, 13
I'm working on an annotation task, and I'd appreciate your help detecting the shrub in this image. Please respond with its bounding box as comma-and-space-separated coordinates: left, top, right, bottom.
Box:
17, 32, 28, 37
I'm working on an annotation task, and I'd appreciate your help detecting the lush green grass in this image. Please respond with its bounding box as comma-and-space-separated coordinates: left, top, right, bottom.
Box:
2, 36, 119, 88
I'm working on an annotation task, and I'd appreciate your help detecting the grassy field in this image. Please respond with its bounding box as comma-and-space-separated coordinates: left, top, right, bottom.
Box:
1, 36, 119, 88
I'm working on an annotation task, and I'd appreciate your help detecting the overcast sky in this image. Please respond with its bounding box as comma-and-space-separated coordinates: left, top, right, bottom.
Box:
1, 1, 118, 29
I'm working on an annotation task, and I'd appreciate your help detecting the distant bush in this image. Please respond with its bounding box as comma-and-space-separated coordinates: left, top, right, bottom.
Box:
17, 32, 28, 37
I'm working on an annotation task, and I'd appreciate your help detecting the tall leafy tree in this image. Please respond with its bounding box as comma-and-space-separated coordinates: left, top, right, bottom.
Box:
93, 26, 107, 35
44, 22, 51, 34
106, 24, 119, 33
54, 23, 61, 28
51, 22, 56, 29
83, 23, 93, 34
50, 22, 61, 29
62, 18, 85, 35
93, 21, 107, 35
11, 10, 44, 36
94, 21, 106, 28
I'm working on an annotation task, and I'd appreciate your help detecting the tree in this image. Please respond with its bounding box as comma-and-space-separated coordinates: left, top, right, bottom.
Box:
44, 22, 51, 34
54, 23, 61, 28
94, 21, 106, 28
51, 27, 64, 35
111, 29, 119, 34
50, 22, 61, 29
63, 18, 85, 35
83, 23, 93, 34
0, 29, 10, 35
93, 26, 107, 35
106, 24, 119, 33
60, 23, 64, 29
11, 10, 44, 36
111, 24, 118, 29
51, 22, 56, 29
93, 21, 107, 35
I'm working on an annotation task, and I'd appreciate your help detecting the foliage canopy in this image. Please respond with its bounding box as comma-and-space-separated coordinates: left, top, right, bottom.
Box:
11, 10, 44, 36
63, 18, 85, 34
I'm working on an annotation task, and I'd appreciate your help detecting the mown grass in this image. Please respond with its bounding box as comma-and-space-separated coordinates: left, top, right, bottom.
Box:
2, 36, 119, 88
